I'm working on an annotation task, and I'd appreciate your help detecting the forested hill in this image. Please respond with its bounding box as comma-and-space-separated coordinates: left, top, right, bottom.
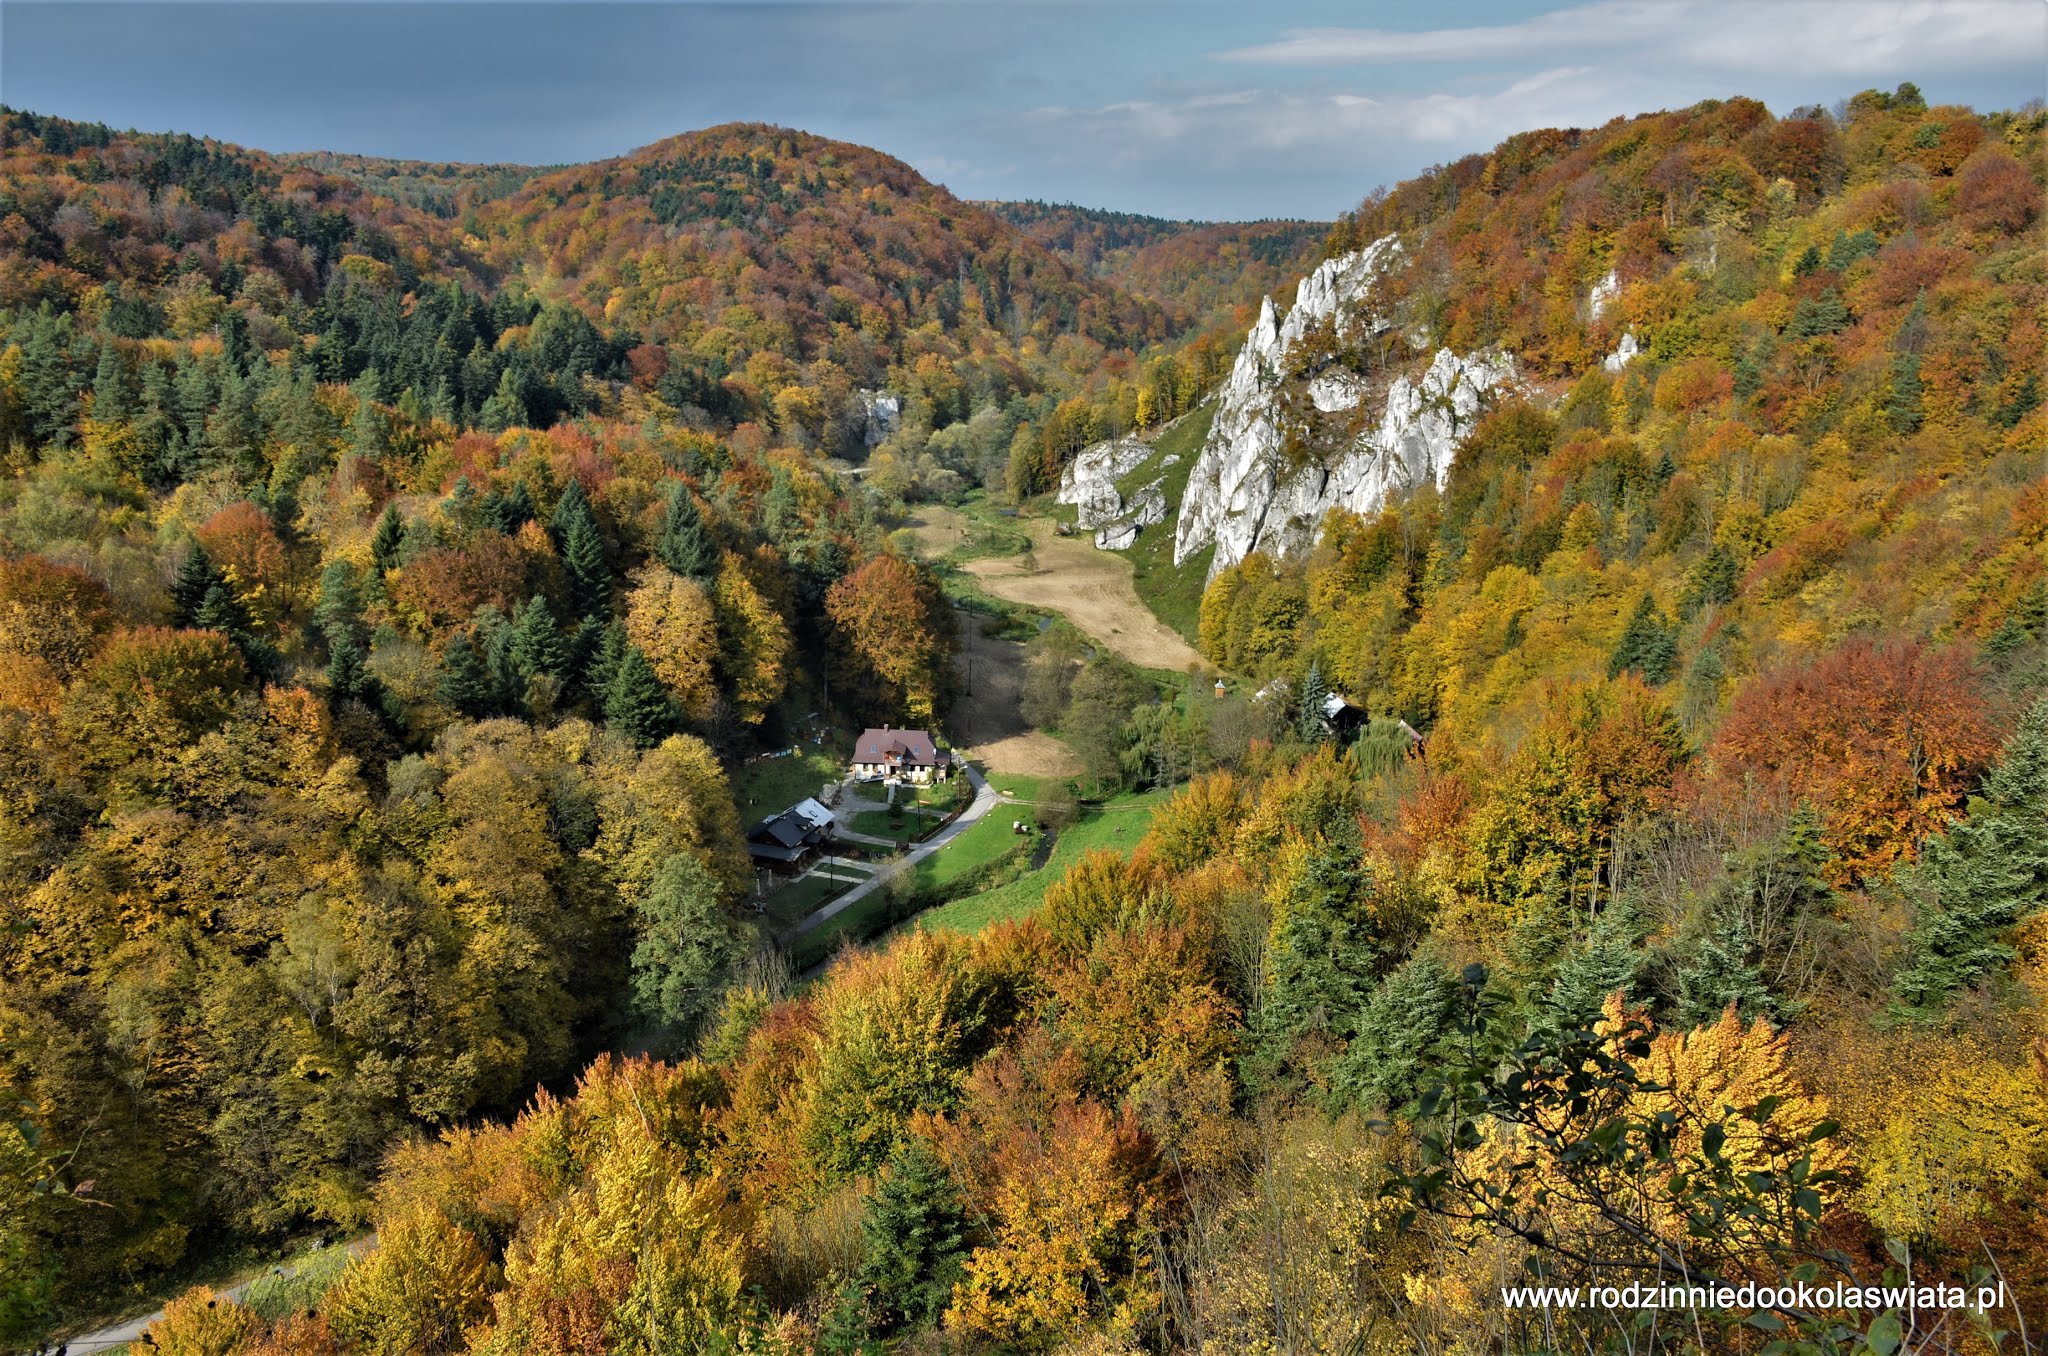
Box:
274, 151, 545, 218
985, 198, 1326, 332
2, 87, 2046, 1356
0, 112, 1205, 458
469, 124, 1175, 355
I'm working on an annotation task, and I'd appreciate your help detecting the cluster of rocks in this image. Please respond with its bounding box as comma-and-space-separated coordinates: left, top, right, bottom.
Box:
1172, 237, 1516, 579
1054, 434, 1179, 550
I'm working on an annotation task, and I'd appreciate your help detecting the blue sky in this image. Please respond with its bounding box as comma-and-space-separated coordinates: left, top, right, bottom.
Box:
4, 1, 2043, 220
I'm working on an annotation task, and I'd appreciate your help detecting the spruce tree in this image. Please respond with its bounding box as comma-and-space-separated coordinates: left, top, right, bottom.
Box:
583, 620, 629, 707
604, 645, 674, 747
1538, 899, 1648, 1033
1608, 593, 1678, 685
437, 633, 496, 717
1674, 911, 1776, 1028
171, 548, 225, 626
508, 596, 567, 681
325, 626, 369, 702
562, 512, 610, 621
548, 482, 611, 618
370, 505, 404, 575
854, 1140, 970, 1335
654, 481, 714, 579
1330, 954, 1461, 1113
1679, 544, 1741, 619
762, 467, 798, 543
1886, 354, 1924, 434
1789, 288, 1850, 338
1892, 698, 2048, 1015
1296, 659, 1332, 744
206, 367, 260, 477
479, 366, 527, 432
193, 582, 252, 638
313, 560, 362, 637
91, 342, 134, 423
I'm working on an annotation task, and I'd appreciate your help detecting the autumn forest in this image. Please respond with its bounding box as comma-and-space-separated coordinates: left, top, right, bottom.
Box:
0, 70, 2044, 1356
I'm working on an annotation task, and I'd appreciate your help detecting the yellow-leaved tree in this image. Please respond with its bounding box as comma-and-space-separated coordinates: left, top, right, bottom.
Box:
622, 565, 719, 720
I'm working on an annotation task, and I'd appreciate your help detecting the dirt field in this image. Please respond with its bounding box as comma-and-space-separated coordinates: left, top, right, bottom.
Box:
947, 607, 1083, 777
964, 520, 1209, 674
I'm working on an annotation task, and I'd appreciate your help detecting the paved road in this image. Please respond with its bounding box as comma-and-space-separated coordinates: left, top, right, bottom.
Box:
779, 764, 1001, 944
57, 1236, 373, 1354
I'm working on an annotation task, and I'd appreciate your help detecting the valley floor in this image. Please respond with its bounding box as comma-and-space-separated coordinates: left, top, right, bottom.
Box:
910, 505, 1208, 675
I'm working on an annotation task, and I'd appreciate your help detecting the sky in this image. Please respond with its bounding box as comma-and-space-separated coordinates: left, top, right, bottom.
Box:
4, 0, 2044, 221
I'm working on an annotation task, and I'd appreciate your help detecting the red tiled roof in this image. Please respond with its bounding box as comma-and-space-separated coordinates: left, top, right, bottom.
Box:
854, 727, 947, 765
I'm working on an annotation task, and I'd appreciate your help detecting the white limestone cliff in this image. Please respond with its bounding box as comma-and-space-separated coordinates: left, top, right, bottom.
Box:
1590, 269, 1621, 319
1055, 435, 1152, 528
1094, 476, 1168, 550
1172, 237, 1516, 578
858, 390, 902, 449
1603, 331, 1642, 372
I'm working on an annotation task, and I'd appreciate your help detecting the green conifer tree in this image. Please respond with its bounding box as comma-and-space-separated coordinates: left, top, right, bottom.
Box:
654, 481, 715, 579
1297, 659, 1332, 744
1538, 900, 1648, 1033
1892, 698, 2048, 1014
852, 1139, 970, 1335
325, 625, 369, 702
508, 596, 568, 681
91, 342, 134, 423
1330, 954, 1461, 1113
370, 504, 404, 576
561, 512, 610, 621
171, 548, 225, 626
604, 645, 674, 747
1673, 911, 1776, 1028
1608, 593, 1678, 685
1679, 545, 1741, 619
1886, 354, 1924, 434
437, 633, 496, 718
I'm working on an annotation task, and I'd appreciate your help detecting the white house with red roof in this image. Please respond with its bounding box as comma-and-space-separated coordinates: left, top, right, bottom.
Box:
851, 726, 952, 784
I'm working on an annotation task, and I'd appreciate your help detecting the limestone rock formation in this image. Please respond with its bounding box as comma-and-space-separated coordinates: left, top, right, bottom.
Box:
1172, 237, 1515, 578
858, 390, 902, 448
1056, 435, 1152, 528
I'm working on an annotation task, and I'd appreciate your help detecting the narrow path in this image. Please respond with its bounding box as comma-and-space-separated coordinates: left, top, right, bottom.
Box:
778, 765, 1000, 944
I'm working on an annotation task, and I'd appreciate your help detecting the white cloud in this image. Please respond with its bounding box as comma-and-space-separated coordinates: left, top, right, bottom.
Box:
1218, 0, 2045, 78
1020, 65, 1639, 167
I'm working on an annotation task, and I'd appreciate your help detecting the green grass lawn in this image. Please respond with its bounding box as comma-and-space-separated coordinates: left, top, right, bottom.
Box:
912, 805, 1029, 890
733, 742, 847, 823
1120, 404, 1215, 646
937, 491, 1034, 564
846, 808, 938, 842
918, 785, 1171, 935
758, 864, 869, 929
982, 772, 1044, 802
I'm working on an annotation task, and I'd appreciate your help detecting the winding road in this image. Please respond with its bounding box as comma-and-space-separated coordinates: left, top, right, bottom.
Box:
56, 1236, 374, 1354
778, 764, 1000, 945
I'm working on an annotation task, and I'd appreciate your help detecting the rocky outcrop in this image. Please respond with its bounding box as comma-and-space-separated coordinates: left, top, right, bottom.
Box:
858, 390, 901, 448
1590, 269, 1621, 319
1056, 435, 1152, 528
1173, 238, 1515, 578
1603, 331, 1642, 372
1094, 476, 1168, 550
1590, 270, 1640, 372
